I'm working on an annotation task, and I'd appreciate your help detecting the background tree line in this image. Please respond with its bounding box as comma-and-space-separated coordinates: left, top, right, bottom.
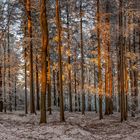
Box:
0, 0, 139, 123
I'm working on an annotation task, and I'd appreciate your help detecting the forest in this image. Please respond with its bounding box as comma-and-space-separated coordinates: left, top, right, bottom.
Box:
0, 0, 140, 139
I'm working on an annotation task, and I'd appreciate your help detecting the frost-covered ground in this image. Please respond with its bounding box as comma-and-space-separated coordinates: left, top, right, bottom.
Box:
0, 111, 140, 140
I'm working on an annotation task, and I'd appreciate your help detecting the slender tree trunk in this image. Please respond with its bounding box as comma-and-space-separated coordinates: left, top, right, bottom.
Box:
40, 0, 49, 123
108, 43, 113, 114
105, 58, 109, 115
128, 17, 134, 117
23, 12, 28, 114
80, 0, 85, 115
53, 70, 57, 106
74, 71, 77, 112
57, 71, 60, 107
94, 65, 97, 113
35, 48, 40, 111
88, 68, 91, 111
7, 13, 12, 112
104, 1, 109, 115
131, 26, 138, 117
117, 8, 121, 113
56, 0, 65, 122
124, 16, 128, 120
117, 49, 121, 112
107, 19, 113, 115
97, 0, 103, 119
66, 3, 72, 112
7, 3, 12, 111
26, 0, 35, 114
3, 40, 6, 113
124, 65, 128, 120
24, 45, 28, 114
14, 76, 17, 111
0, 65, 3, 112
109, 57, 113, 114
119, 0, 125, 122
74, 48, 77, 111
47, 45, 51, 115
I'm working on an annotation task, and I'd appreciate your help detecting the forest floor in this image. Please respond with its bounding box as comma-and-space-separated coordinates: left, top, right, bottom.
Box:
0, 111, 140, 140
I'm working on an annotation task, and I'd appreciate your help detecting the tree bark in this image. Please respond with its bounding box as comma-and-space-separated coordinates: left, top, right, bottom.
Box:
47, 45, 52, 115
56, 0, 65, 122
94, 65, 97, 113
40, 0, 49, 123
0, 65, 3, 112
53, 70, 57, 106
119, 0, 125, 122
66, 3, 72, 112
23, 10, 28, 114
35, 51, 40, 111
80, 0, 85, 115
97, 0, 103, 120
26, 0, 35, 114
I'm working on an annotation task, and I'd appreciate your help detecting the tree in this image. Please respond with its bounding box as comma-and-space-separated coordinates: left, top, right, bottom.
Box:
40, 0, 49, 123
47, 44, 52, 114
80, 0, 85, 115
97, 0, 103, 120
0, 63, 3, 112
23, 2, 28, 114
35, 46, 40, 111
66, 2, 72, 112
119, 0, 126, 122
25, 0, 35, 114
56, 0, 65, 122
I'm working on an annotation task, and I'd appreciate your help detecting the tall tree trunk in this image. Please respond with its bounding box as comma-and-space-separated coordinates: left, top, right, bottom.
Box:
124, 65, 128, 120
53, 70, 56, 106
23, 11, 28, 114
104, 1, 109, 115
57, 71, 60, 107
66, 3, 72, 112
47, 45, 51, 115
119, 0, 125, 122
80, 0, 85, 115
131, 26, 138, 117
124, 16, 128, 120
0, 65, 3, 112
88, 68, 91, 111
94, 65, 97, 113
7, 11, 12, 112
35, 48, 40, 111
74, 48, 77, 111
117, 49, 121, 112
105, 57, 109, 115
109, 56, 113, 114
40, 0, 49, 123
56, 0, 65, 122
26, 0, 35, 113
3, 40, 6, 113
97, 0, 103, 119
106, 0, 113, 116
128, 17, 134, 117
24, 45, 28, 114
14, 76, 17, 111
